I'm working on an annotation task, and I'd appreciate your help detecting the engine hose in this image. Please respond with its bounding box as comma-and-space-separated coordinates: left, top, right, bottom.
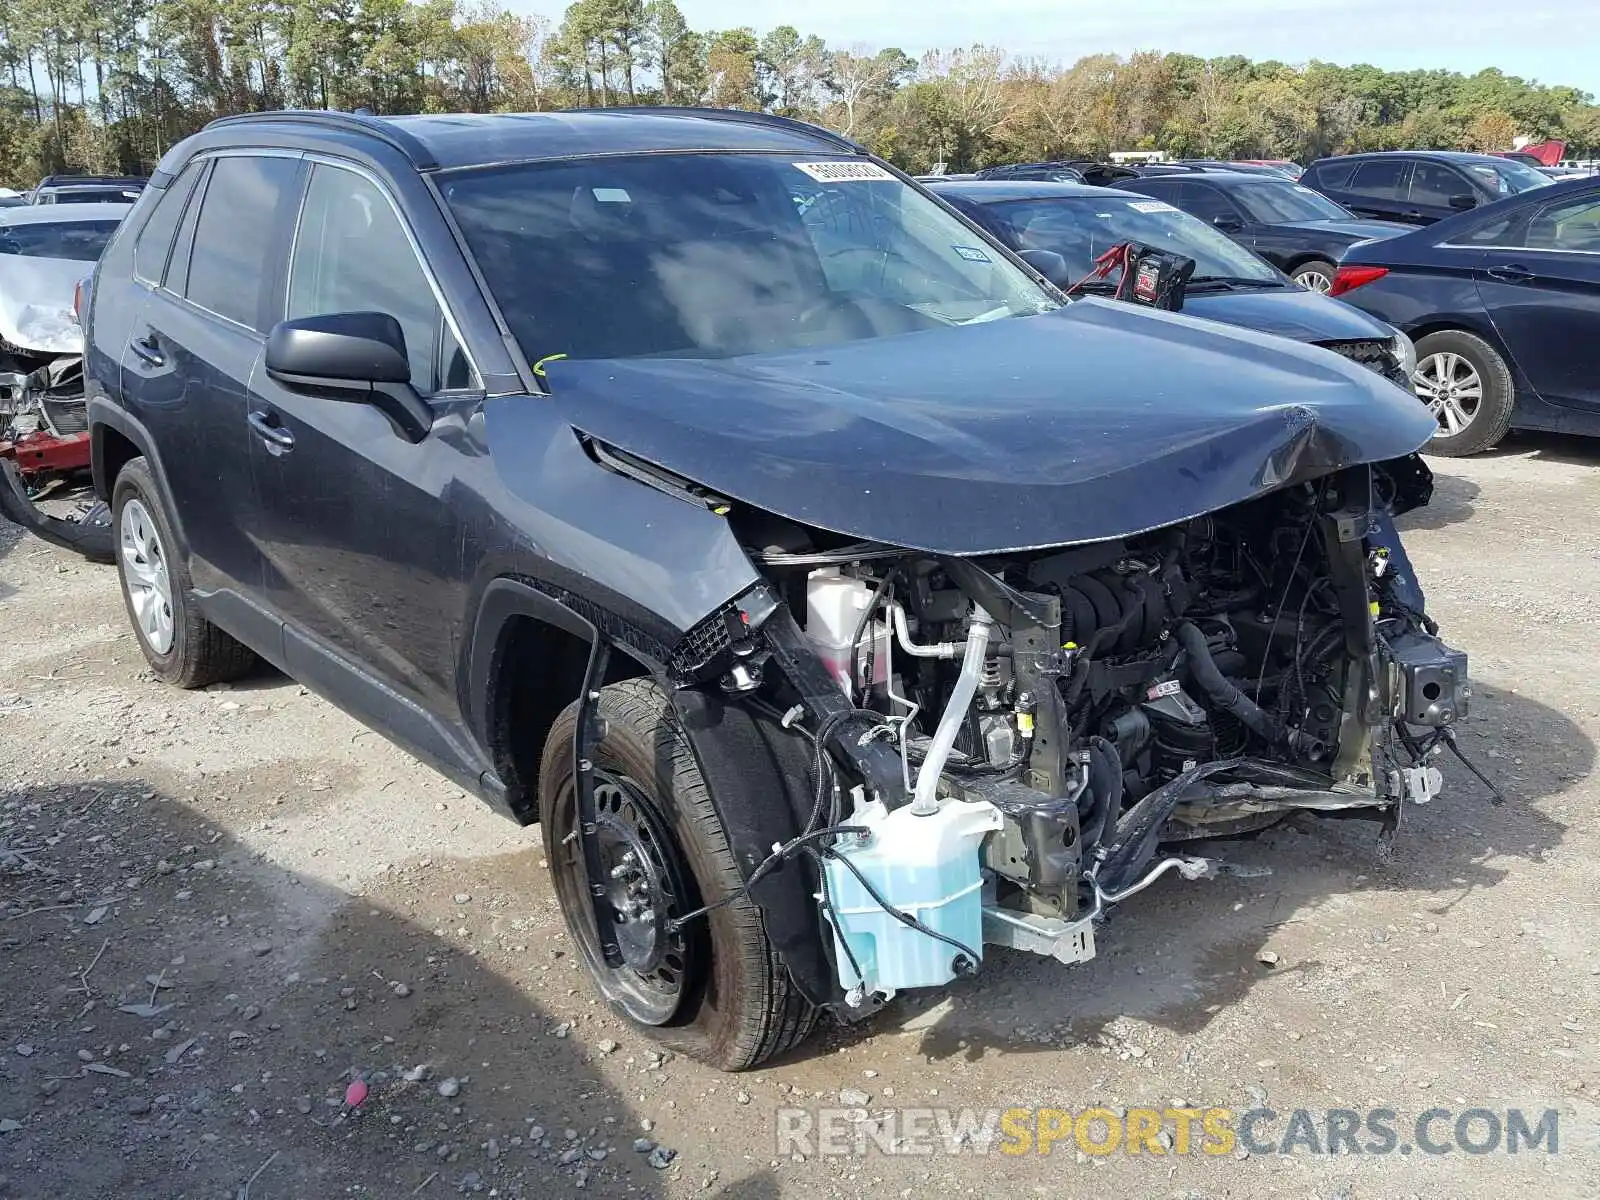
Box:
1175, 621, 1296, 754
1080, 736, 1122, 854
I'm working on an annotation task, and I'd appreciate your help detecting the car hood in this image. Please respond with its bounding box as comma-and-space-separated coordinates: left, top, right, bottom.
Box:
1273, 218, 1414, 241
1183, 285, 1397, 343
0, 254, 84, 355
543, 301, 1436, 555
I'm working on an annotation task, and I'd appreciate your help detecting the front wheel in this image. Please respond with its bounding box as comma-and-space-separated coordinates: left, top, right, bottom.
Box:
538, 678, 816, 1071
1410, 329, 1517, 456
1291, 259, 1337, 293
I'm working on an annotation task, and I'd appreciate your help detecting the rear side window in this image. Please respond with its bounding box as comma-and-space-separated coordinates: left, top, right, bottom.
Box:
1350, 160, 1408, 200
1307, 160, 1357, 190
186, 155, 299, 330
134, 164, 204, 285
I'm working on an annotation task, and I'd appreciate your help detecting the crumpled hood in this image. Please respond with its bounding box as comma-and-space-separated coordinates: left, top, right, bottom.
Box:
1183, 286, 1397, 344
0, 254, 85, 354
543, 301, 1437, 555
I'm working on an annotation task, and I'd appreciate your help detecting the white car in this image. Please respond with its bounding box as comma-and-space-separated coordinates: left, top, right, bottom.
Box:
0, 202, 130, 361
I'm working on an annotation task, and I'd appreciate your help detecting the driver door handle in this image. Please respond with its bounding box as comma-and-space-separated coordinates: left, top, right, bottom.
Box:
247, 410, 295, 454
1486, 264, 1534, 283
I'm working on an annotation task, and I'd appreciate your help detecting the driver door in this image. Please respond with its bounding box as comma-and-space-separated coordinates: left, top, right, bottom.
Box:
247, 161, 481, 723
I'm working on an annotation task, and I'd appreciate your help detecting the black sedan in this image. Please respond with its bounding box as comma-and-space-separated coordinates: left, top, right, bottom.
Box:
1330, 176, 1600, 455
1113, 170, 1410, 293
929, 179, 1414, 379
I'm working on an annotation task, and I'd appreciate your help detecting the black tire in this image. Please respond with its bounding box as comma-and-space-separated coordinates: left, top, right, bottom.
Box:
1410, 329, 1517, 457
111, 457, 257, 688
539, 678, 816, 1071
1290, 258, 1337, 293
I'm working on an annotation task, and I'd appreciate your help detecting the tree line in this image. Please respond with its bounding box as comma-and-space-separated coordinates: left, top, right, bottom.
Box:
2, 0, 1597, 185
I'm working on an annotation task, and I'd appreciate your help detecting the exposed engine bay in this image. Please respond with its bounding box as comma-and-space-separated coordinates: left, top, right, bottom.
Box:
0, 352, 112, 562
663, 454, 1476, 1010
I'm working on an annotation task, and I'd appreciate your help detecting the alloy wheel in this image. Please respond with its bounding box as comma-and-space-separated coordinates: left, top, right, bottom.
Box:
1412, 351, 1482, 437
1295, 267, 1334, 293
119, 498, 174, 654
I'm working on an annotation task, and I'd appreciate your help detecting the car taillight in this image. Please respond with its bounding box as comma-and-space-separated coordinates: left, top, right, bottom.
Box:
1329, 265, 1388, 297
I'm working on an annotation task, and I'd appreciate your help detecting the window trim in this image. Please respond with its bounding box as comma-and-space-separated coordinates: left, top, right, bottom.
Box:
289, 154, 482, 395
1438, 190, 1600, 255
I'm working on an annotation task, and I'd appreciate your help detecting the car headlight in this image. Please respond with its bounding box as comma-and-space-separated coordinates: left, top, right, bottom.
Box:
1388, 328, 1417, 378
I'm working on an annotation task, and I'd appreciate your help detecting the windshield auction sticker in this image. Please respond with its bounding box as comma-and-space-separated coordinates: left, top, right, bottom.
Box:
793, 161, 896, 182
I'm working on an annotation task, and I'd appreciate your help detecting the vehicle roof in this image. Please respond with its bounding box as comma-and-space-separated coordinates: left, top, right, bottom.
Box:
200, 107, 863, 172
927, 179, 1127, 202
0, 202, 132, 225
1312, 150, 1520, 166
1126, 169, 1285, 187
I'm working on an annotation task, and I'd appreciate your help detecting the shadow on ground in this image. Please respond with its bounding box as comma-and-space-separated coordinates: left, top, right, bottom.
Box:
838, 678, 1587, 1064
1484, 429, 1600, 467
0, 779, 779, 1199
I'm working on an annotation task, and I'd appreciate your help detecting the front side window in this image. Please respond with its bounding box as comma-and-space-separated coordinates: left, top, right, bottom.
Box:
1408, 162, 1471, 206
186, 155, 300, 329
1175, 183, 1241, 224
0, 219, 121, 262
1351, 160, 1408, 200
1525, 194, 1600, 252
287, 165, 452, 392
439, 153, 1056, 364
1231, 180, 1352, 223
990, 195, 1280, 288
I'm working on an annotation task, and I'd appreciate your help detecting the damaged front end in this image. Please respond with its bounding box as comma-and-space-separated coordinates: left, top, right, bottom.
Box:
0, 331, 111, 562
660, 454, 1471, 1014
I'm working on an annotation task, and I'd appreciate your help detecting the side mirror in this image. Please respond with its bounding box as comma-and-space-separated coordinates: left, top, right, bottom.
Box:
1212, 214, 1244, 232
1448, 193, 1478, 211
1017, 248, 1073, 287
265, 312, 431, 442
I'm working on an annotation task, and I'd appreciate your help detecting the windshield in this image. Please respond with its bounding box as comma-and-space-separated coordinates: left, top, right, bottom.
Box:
1231, 180, 1352, 223
1462, 158, 1553, 197
440, 153, 1057, 362
0, 219, 119, 261
985, 194, 1280, 287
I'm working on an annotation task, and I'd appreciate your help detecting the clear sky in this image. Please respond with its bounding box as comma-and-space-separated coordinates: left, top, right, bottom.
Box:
669, 0, 1600, 98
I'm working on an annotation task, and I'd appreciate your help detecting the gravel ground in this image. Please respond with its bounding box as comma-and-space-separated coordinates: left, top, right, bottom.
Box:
2, 433, 1598, 1199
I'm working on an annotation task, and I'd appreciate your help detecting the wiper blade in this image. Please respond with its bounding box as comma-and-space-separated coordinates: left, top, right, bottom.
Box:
1186, 276, 1285, 292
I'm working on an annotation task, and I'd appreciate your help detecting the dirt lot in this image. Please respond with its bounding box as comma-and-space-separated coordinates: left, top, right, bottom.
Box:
2, 435, 1598, 1199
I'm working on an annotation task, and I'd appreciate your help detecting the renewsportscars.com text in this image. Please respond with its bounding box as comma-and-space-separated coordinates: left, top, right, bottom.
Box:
775, 1105, 1560, 1158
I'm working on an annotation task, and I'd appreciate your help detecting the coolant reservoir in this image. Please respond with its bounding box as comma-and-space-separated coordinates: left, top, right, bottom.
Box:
805, 568, 889, 696
821, 796, 1002, 996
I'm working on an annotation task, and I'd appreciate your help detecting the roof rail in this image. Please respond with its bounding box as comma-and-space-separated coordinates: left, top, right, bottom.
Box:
37, 173, 146, 188
203, 110, 438, 170
581, 106, 864, 154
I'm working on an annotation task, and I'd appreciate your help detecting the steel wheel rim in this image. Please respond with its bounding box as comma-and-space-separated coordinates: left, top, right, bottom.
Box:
553, 770, 699, 1026
1296, 267, 1334, 293
1412, 351, 1483, 437
119, 498, 174, 654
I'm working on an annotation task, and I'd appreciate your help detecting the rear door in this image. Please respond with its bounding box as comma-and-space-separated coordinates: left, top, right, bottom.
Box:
1344, 159, 1414, 222
120, 151, 303, 612
1472, 188, 1600, 412
247, 159, 481, 723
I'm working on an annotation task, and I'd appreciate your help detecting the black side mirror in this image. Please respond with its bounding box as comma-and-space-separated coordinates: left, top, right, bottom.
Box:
1016, 248, 1073, 287
265, 312, 431, 442
1448, 193, 1478, 211
1212, 214, 1244, 232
